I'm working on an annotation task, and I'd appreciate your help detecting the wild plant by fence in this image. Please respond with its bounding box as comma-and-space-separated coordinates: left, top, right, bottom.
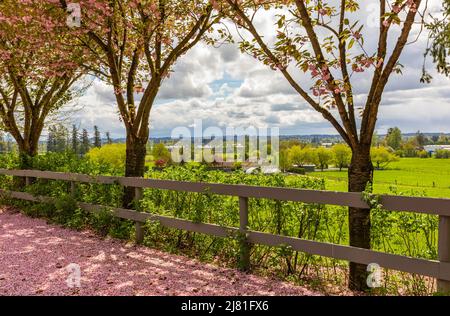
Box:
0, 168, 449, 293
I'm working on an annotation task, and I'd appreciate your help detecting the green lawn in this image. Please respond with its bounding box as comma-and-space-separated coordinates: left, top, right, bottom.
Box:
310, 158, 450, 198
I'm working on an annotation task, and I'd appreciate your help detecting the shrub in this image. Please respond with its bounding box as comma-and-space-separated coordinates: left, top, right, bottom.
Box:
154, 158, 167, 168
435, 149, 450, 159
86, 143, 126, 170
287, 167, 305, 174
152, 143, 171, 163
417, 150, 429, 158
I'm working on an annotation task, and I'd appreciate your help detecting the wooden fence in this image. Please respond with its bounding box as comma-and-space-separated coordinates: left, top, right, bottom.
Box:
0, 168, 450, 292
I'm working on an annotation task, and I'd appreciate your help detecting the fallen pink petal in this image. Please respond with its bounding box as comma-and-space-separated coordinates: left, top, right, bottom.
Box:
0, 207, 320, 296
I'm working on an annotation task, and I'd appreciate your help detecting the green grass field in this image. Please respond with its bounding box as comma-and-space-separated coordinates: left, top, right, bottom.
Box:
310, 158, 450, 198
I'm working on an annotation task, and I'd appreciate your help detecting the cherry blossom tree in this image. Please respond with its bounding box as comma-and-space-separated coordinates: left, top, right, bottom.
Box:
57, 0, 222, 207
0, 0, 85, 169
219, 0, 424, 290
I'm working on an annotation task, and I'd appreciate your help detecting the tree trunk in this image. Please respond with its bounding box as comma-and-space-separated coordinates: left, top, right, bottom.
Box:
16, 142, 38, 187
348, 146, 373, 291
123, 135, 147, 208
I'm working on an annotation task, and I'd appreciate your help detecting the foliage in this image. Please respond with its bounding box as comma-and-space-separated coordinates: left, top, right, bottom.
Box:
93, 126, 102, 148
288, 145, 316, 167
315, 147, 333, 171
435, 149, 450, 159
385, 127, 402, 150
287, 167, 305, 175
423, 0, 450, 79
151, 143, 171, 165
331, 144, 352, 171
86, 143, 127, 171
0, 0, 86, 157
80, 129, 91, 156
371, 147, 399, 169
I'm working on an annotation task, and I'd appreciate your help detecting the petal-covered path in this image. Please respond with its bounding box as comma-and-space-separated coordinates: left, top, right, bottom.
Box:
0, 207, 320, 296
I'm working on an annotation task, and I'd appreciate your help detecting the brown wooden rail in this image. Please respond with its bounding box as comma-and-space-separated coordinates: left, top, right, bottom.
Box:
0, 168, 449, 292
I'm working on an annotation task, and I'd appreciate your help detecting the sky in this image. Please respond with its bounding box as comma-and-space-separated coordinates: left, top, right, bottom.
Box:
67, 0, 449, 139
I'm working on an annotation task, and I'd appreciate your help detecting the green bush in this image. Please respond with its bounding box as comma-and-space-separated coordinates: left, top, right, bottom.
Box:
417, 150, 429, 158
435, 149, 450, 159
86, 143, 127, 171
287, 167, 306, 174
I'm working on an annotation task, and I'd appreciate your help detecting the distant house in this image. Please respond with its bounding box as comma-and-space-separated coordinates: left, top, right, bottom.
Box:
423, 145, 450, 154
321, 142, 333, 148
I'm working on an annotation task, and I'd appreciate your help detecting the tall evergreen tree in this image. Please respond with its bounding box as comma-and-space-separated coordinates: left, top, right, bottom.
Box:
80, 129, 90, 155
106, 132, 113, 145
71, 124, 79, 154
93, 125, 101, 148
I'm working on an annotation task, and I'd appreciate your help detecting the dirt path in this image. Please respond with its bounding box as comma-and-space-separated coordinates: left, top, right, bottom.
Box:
0, 207, 321, 296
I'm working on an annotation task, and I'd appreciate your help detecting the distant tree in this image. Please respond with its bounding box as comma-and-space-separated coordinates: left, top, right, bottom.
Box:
279, 149, 290, 172
435, 149, 450, 159
80, 129, 91, 156
385, 127, 402, 150
47, 124, 68, 153
431, 135, 439, 143
401, 138, 419, 157
151, 143, 171, 164
106, 132, 113, 145
415, 130, 426, 148
315, 147, 333, 171
280, 139, 302, 150
371, 147, 399, 169
71, 125, 79, 154
47, 129, 54, 153
93, 126, 102, 148
438, 134, 449, 144
288, 145, 315, 167
332, 144, 352, 171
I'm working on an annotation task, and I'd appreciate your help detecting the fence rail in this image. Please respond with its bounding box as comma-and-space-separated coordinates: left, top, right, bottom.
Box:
0, 168, 449, 292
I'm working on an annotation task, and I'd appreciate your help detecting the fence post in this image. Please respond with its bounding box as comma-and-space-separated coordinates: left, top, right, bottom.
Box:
438, 215, 450, 293
239, 196, 250, 272
25, 176, 31, 186
70, 181, 76, 197
134, 187, 144, 244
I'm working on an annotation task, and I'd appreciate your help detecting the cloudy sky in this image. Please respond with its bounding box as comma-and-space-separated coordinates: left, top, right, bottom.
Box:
68, 0, 449, 138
